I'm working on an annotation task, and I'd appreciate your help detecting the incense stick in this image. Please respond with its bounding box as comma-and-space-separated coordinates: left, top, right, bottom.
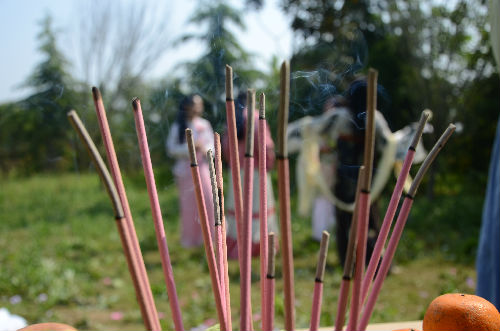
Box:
346, 69, 377, 331
358, 124, 456, 331
264, 232, 276, 331
215, 138, 230, 317
277, 60, 295, 331
207, 149, 228, 331
214, 133, 232, 331
241, 89, 256, 331
361, 110, 430, 304
225, 65, 244, 259
334, 166, 365, 331
132, 98, 184, 331
91, 88, 160, 331
309, 231, 330, 331
185, 129, 227, 329
258, 92, 269, 331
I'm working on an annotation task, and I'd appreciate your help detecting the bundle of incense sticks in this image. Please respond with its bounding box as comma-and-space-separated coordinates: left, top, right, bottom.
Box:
67, 63, 456, 331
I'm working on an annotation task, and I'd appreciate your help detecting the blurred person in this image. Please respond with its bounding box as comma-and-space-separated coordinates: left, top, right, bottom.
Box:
166, 94, 214, 247
222, 91, 279, 259
287, 96, 348, 241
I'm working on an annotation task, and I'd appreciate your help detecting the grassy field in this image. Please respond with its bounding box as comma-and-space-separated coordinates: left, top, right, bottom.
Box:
0, 171, 483, 330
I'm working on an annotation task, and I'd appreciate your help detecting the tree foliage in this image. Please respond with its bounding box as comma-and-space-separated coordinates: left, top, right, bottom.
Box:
281, 0, 499, 185
179, 0, 263, 131
0, 15, 77, 174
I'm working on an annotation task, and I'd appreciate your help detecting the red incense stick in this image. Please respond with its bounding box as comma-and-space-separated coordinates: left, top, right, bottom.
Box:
309, 231, 330, 331
92, 88, 160, 331
346, 69, 377, 331
241, 89, 256, 331
132, 98, 184, 331
358, 124, 456, 331
361, 110, 430, 304
185, 128, 227, 329
334, 166, 365, 331
207, 149, 228, 331
277, 60, 296, 331
214, 133, 232, 331
258, 92, 269, 330
264, 232, 276, 331
225, 65, 244, 257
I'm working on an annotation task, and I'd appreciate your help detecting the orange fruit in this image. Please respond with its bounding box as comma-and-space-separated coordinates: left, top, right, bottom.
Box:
423, 293, 500, 331
18, 322, 77, 331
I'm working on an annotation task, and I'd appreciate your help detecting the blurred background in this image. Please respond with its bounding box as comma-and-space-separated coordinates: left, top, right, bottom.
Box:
0, 0, 498, 330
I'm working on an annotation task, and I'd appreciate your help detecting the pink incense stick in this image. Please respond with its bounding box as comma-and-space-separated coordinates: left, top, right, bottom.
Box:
346, 69, 377, 331
360, 110, 430, 304
241, 89, 256, 331
264, 232, 276, 331
185, 129, 227, 329
334, 166, 365, 331
225, 65, 244, 257
258, 92, 269, 330
92, 88, 160, 331
207, 149, 228, 331
309, 231, 330, 331
132, 98, 184, 331
277, 60, 296, 331
215, 133, 232, 331
358, 124, 456, 331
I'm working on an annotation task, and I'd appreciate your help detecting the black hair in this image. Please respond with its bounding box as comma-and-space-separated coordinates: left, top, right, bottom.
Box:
345, 78, 389, 129
176, 94, 198, 143
235, 91, 247, 140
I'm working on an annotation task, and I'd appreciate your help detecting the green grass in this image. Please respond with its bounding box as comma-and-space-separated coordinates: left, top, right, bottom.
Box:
0, 172, 482, 330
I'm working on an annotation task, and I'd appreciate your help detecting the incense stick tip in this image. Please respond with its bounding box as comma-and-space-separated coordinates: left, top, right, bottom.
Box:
259, 93, 265, 118
368, 68, 379, 77
131, 97, 140, 111
321, 230, 330, 240
91, 86, 102, 101
423, 109, 433, 121
67, 109, 77, 118
225, 65, 233, 99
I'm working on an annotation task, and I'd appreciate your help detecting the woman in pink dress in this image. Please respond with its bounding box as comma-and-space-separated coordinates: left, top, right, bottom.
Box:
166, 94, 214, 247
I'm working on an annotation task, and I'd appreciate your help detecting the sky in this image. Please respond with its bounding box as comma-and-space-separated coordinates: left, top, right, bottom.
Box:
0, 0, 294, 103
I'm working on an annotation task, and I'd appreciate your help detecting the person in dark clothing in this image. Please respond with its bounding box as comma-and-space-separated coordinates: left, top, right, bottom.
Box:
334, 78, 387, 268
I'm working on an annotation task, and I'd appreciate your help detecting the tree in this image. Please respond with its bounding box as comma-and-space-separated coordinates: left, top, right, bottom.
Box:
179, 0, 262, 131
11, 14, 77, 173
75, 0, 171, 112
281, 0, 498, 196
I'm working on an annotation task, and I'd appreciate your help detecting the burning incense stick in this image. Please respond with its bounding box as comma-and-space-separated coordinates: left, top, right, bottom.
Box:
214, 133, 232, 331
225, 65, 244, 257
264, 232, 276, 331
132, 98, 184, 331
207, 149, 228, 331
361, 110, 431, 305
309, 231, 330, 331
347, 69, 378, 331
258, 92, 269, 331
91, 88, 160, 331
277, 60, 296, 331
240, 89, 256, 331
334, 166, 365, 331
185, 129, 227, 329
358, 124, 456, 331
